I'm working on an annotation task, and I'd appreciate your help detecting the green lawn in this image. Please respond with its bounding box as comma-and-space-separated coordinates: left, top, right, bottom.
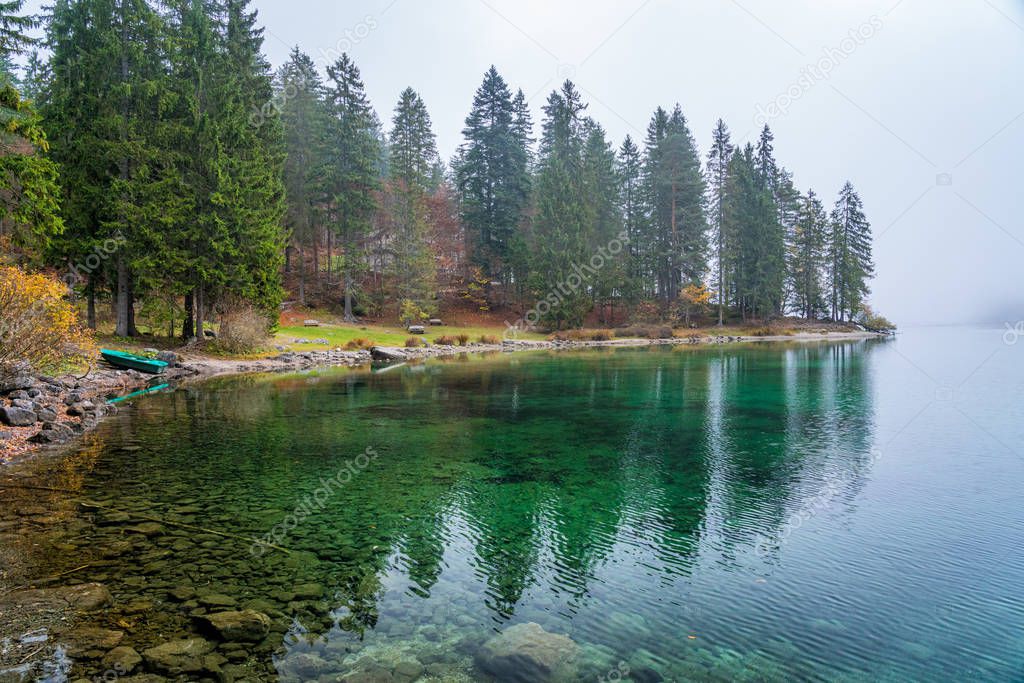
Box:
275, 322, 547, 350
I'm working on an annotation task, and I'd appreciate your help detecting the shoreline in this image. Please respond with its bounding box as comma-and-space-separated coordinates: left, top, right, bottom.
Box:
0, 330, 888, 463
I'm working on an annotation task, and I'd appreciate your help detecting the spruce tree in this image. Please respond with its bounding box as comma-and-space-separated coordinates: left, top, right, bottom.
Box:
827, 181, 873, 322
617, 135, 644, 303
388, 87, 439, 312
277, 48, 327, 306
455, 66, 531, 293
707, 119, 732, 324
645, 104, 707, 304
789, 189, 827, 319
323, 53, 380, 320
529, 80, 592, 329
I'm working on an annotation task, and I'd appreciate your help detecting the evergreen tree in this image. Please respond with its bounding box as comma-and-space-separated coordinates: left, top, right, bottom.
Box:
581, 120, 623, 323
454, 66, 531, 293
529, 80, 592, 329
645, 104, 707, 303
706, 118, 732, 324
0, 0, 35, 61
387, 87, 439, 311
277, 48, 327, 306
617, 135, 644, 304
789, 189, 827, 319
45, 0, 169, 335
827, 181, 873, 321
323, 53, 380, 320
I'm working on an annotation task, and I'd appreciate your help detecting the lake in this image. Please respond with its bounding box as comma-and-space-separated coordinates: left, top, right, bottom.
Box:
2, 326, 1022, 682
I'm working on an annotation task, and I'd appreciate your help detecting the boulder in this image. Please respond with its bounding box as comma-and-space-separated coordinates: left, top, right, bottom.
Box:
36, 407, 58, 423
0, 583, 112, 612
156, 350, 178, 364
370, 347, 406, 362
0, 406, 37, 427
102, 646, 142, 674
0, 374, 36, 394
475, 622, 578, 682
61, 626, 124, 657
429, 319, 443, 326
198, 609, 270, 642
142, 637, 215, 675
407, 325, 426, 335
29, 424, 75, 444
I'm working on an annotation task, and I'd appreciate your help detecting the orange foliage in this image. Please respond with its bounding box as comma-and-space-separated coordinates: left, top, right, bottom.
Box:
0, 266, 96, 375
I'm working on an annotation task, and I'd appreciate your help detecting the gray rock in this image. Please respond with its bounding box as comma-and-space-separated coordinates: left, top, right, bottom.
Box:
407, 325, 426, 335
142, 638, 215, 675
475, 622, 579, 682
7, 390, 29, 400
370, 347, 406, 362
64, 391, 84, 405
10, 398, 33, 409
36, 407, 58, 423
156, 350, 178, 363
198, 609, 270, 642
102, 646, 142, 674
0, 583, 112, 612
61, 626, 124, 657
0, 374, 36, 393
0, 406, 36, 427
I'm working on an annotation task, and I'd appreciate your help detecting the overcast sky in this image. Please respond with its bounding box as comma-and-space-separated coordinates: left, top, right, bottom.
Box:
31, 0, 1024, 325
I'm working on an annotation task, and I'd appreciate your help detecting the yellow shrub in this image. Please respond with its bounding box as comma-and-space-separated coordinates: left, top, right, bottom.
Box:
0, 266, 95, 375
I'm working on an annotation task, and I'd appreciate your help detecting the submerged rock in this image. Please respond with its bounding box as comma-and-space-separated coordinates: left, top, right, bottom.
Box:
61, 626, 124, 657
0, 583, 112, 613
198, 609, 270, 642
142, 637, 215, 675
475, 622, 579, 682
101, 647, 143, 671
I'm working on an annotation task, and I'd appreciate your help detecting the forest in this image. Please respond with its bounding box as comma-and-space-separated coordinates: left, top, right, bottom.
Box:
0, 0, 882, 346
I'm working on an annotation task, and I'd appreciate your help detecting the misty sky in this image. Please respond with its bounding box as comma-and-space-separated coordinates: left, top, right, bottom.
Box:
30, 0, 1024, 325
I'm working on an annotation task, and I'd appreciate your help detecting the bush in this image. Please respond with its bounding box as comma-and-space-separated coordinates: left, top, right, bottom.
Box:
435, 335, 458, 346
856, 304, 897, 331
0, 266, 95, 376
548, 329, 613, 342
478, 334, 501, 345
404, 336, 422, 348
455, 333, 470, 346
345, 337, 375, 350
614, 325, 674, 340
214, 304, 272, 354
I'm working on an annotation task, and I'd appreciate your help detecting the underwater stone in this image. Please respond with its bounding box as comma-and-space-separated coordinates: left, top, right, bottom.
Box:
198, 609, 271, 642
475, 622, 579, 683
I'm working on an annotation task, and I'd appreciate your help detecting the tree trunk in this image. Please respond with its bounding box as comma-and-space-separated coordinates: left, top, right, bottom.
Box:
115, 256, 131, 337
343, 268, 355, 322
298, 247, 306, 307
86, 276, 97, 330
182, 292, 194, 339
195, 284, 205, 340
126, 273, 139, 337
284, 245, 292, 273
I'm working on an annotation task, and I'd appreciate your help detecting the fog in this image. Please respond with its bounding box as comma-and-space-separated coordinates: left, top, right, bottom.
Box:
31, 0, 1024, 325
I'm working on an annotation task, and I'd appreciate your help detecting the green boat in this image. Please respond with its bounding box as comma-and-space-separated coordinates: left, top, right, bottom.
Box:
100, 349, 169, 375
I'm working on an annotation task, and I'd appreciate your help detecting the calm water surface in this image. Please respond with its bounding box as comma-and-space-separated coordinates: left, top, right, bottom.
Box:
2, 326, 1023, 681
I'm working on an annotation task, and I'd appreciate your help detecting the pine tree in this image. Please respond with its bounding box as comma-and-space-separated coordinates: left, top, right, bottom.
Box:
789, 189, 827, 319
323, 53, 380, 320
387, 87, 439, 312
617, 135, 644, 304
0, 0, 36, 61
581, 120, 622, 323
529, 80, 592, 329
45, 0, 169, 335
277, 48, 327, 306
827, 181, 873, 322
645, 104, 707, 304
706, 119, 732, 325
454, 66, 531, 293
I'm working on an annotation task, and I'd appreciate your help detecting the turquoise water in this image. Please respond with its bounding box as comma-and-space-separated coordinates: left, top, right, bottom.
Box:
2, 327, 1023, 681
